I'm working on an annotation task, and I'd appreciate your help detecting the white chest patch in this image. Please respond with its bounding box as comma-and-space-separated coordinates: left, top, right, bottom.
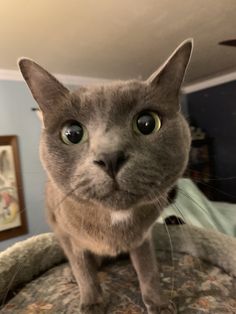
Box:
110, 210, 133, 225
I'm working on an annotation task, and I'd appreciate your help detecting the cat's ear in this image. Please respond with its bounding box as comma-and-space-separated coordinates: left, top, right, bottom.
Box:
147, 39, 193, 96
18, 58, 69, 124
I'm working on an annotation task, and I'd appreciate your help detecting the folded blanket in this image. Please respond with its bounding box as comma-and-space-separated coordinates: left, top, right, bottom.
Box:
0, 224, 236, 313
158, 178, 236, 237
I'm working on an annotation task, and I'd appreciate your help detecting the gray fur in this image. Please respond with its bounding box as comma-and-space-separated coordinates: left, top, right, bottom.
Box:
18, 39, 193, 314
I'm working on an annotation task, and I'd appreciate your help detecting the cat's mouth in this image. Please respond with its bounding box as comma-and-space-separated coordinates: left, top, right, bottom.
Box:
95, 183, 142, 209
73, 178, 145, 209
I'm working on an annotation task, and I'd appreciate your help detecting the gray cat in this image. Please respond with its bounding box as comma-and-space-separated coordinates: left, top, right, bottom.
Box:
18, 39, 192, 314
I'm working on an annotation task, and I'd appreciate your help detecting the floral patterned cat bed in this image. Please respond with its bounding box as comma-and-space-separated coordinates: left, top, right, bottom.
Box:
1, 224, 236, 313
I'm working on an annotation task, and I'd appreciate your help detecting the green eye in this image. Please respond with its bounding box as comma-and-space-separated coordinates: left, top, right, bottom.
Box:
133, 111, 161, 135
61, 121, 87, 145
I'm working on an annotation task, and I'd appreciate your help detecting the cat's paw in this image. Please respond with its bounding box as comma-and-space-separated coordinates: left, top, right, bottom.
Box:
147, 300, 177, 314
79, 302, 105, 314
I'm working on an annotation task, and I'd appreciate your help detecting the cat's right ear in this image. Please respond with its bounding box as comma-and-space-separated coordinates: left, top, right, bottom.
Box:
146, 39, 193, 100
18, 58, 69, 126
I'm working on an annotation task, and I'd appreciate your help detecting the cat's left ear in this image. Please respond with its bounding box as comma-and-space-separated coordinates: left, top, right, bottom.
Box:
18, 58, 70, 126
147, 39, 193, 96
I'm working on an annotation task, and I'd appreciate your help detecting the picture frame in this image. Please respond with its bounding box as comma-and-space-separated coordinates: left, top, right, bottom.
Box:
0, 135, 27, 241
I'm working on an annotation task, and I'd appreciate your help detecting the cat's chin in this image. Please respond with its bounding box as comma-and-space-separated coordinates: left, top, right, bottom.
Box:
95, 189, 142, 210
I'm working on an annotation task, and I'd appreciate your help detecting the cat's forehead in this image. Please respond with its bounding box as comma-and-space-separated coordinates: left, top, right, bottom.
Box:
75, 80, 147, 110
68, 80, 151, 129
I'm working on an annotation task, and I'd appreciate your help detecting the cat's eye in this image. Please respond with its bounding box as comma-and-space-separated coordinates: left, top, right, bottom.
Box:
61, 121, 87, 145
133, 111, 161, 135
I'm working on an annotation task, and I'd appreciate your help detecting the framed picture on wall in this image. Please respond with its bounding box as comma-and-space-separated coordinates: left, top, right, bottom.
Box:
0, 135, 27, 241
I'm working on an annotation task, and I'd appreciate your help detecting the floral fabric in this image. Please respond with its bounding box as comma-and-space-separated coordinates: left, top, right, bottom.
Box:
1, 250, 236, 313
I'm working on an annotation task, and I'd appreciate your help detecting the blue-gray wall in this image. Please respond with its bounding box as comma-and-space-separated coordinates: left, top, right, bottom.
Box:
0, 80, 48, 251
0, 78, 105, 251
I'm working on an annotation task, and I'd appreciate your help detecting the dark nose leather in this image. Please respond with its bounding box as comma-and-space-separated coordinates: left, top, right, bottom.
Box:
94, 151, 128, 178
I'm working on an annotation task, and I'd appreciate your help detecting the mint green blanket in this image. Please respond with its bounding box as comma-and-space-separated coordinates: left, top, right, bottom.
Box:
158, 178, 236, 237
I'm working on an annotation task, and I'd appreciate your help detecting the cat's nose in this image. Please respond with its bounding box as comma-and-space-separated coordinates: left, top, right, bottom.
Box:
94, 151, 128, 178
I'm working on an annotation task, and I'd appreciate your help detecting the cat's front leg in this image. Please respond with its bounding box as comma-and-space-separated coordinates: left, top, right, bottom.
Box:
130, 235, 177, 314
59, 236, 105, 314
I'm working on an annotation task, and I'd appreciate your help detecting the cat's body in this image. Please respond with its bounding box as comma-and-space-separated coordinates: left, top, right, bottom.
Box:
19, 39, 193, 314
46, 179, 165, 256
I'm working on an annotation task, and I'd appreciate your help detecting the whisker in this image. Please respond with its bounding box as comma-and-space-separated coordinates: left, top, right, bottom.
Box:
192, 179, 236, 199
159, 190, 205, 288
186, 168, 236, 181
163, 220, 175, 299
169, 200, 203, 273
148, 190, 175, 300
1, 260, 25, 307
178, 188, 215, 222
55, 183, 81, 208
202, 176, 236, 182
1, 184, 83, 305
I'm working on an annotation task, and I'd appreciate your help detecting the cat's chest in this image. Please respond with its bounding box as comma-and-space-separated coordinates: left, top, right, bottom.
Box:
52, 202, 157, 256
46, 183, 159, 255
68, 221, 153, 256
57, 210, 139, 254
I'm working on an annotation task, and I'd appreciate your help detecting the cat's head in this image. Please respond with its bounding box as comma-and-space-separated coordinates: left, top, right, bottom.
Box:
18, 39, 192, 209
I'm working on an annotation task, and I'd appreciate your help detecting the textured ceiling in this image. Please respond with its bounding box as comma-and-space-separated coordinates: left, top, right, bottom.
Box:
0, 0, 236, 83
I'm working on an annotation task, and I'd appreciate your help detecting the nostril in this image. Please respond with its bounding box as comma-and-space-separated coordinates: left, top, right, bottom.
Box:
117, 153, 128, 169
94, 159, 106, 168
93, 151, 128, 178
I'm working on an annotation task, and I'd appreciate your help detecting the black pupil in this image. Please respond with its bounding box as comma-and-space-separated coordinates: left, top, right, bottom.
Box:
65, 123, 83, 143
137, 113, 156, 135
